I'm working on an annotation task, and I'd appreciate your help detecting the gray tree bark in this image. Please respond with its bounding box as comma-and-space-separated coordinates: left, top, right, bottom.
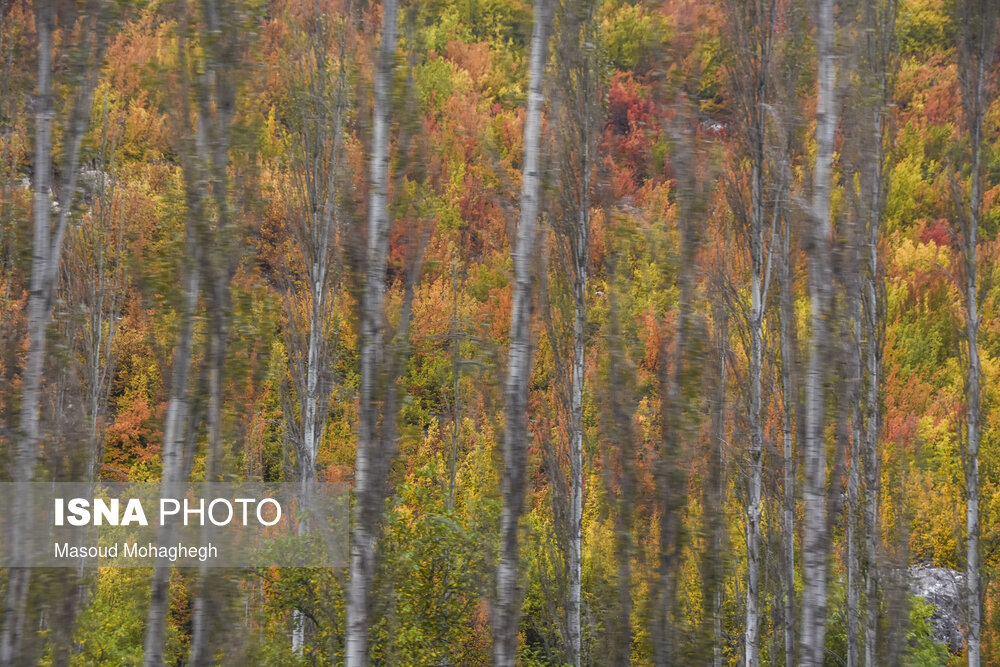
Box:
706, 291, 728, 667
724, 2, 777, 661
856, 3, 893, 662
601, 279, 636, 667
567, 127, 587, 667
800, 0, 837, 663
771, 12, 806, 664
494, 2, 550, 664
282, 5, 350, 652
550, 3, 599, 661
862, 138, 885, 667
55, 100, 128, 667
778, 205, 796, 667
1, 3, 106, 662
847, 316, 862, 667
653, 112, 700, 667
345, 1, 399, 664
144, 1, 239, 660
955, 2, 997, 663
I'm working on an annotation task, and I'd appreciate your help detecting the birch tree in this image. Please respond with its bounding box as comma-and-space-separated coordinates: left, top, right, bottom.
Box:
281, 1, 351, 652
494, 1, 551, 663
345, 1, 400, 663
187, 0, 245, 660
846, 232, 864, 667
144, 1, 243, 661
722, 1, 778, 661
1, 2, 109, 662
598, 266, 637, 667
772, 9, 805, 661
954, 0, 997, 662
801, 0, 838, 663
548, 2, 600, 663
777, 204, 797, 667
843, 1, 894, 661
653, 105, 703, 667
62, 98, 128, 483
54, 100, 128, 666
861, 3, 893, 656
706, 277, 729, 667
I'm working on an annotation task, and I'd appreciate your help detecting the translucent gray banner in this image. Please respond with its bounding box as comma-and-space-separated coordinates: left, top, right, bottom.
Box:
0, 482, 348, 567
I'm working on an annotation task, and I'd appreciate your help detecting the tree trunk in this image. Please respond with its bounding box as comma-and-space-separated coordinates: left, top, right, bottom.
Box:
862, 192, 882, 667
345, 1, 399, 663
707, 293, 728, 667
653, 117, 698, 667
779, 211, 796, 667
862, 19, 889, 666
601, 276, 635, 667
568, 247, 585, 667
847, 321, 862, 667
1, 3, 104, 661
144, 0, 238, 657
142, 213, 202, 667
851, 3, 893, 661
722, 4, 775, 659
286, 8, 348, 652
494, 2, 549, 664
955, 2, 997, 662
550, 4, 598, 660
963, 125, 982, 667
189, 298, 228, 666
801, 0, 837, 663
745, 144, 766, 667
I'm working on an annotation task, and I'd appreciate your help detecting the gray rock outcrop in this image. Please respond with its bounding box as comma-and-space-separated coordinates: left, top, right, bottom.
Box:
908, 565, 965, 654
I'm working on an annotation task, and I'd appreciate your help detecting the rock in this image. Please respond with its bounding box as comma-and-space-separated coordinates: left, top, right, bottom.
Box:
907, 565, 965, 654
78, 168, 112, 202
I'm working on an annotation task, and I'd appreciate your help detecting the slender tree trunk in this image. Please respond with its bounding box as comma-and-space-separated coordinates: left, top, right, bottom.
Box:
143, 215, 202, 667
959, 17, 995, 661
707, 294, 728, 667
190, 32, 238, 654
143, 147, 206, 662
447, 267, 461, 512
550, 5, 598, 660
653, 280, 688, 667
568, 249, 585, 667
0, 8, 52, 661
653, 118, 698, 667
494, 2, 549, 664
722, 5, 775, 659
745, 160, 766, 667
189, 298, 228, 667
852, 3, 893, 661
1, 4, 104, 661
566, 35, 594, 667
801, 0, 837, 663
847, 320, 862, 667
287, 8, 348, 650
954, 3, 996, 661
779, 214, 796, 667
964, 137, 982, 667
144, 1, 232, 657
843, 133, 870, 665
16, 0, 54, 487
862, 198, 882, 667
601, 276, 634, 667
772, 12, 804, 664
345, 1, 399, 663
58, 103, 126, 667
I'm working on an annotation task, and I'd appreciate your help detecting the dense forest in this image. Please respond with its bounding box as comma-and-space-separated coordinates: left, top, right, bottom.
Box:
0, 0, 999, 664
